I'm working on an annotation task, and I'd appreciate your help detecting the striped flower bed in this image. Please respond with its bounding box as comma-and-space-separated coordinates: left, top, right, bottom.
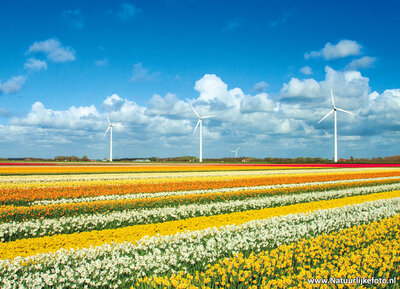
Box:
1, 164, 399, 288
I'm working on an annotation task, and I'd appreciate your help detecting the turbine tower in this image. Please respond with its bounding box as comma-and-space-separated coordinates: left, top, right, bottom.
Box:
231, 146, 240, 158
104, 114, 113, 162
318, 89, 356, 163
192, 106, 213, 163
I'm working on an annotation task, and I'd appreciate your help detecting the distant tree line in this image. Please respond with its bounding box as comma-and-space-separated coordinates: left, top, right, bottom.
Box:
54, 155, 90, 162
2, 155, 400, 163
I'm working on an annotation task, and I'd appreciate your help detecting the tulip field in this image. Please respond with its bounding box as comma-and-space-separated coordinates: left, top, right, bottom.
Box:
1, 163, 400, 288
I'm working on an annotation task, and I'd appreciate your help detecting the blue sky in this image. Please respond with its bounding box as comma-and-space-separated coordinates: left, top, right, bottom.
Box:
1, 0, 400, 159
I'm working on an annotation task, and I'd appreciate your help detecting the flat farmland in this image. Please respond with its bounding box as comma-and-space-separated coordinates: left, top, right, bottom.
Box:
1, 163, 400, 288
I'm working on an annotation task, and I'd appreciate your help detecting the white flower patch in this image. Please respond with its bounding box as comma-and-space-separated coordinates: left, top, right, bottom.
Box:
2, 182, 400, 242
1, 197, 400, 288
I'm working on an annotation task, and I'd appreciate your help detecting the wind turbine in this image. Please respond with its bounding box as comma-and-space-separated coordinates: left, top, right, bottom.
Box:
192, 106, 214, 163
318, 88, 356, 163
231, 146, 240, 158
104, 114, 113, 162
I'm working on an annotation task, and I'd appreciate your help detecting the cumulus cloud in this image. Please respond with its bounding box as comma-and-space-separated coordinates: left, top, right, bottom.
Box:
131, 63, 159, 82
305, 40, 362, 60
300, 66, 312, 75
24, 58, 47, 72
281, 78, 320, 101
240, 93, 276, 113
28, 38, 76, 63
0, 75, 26, 94
117, 2, 141, 22
252, 81, 268, 93
10, 101, 99, 129
146, 93, 190, 119
2, 71, 400, 159
345, 56, 376, 70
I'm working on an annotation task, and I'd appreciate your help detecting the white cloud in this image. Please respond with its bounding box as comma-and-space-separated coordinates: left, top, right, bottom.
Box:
252, 81, 268, 92
2, 71, 400, 159
117, 2, 140, 22
345, 56, 376, 70
10, 101, 100, 129
131, 63, 158, 82
24, 58, 47, 72
305, 40, 362, 60
240, 93, 276, 113
28, 38, 76, 63
281, 78, 320, 100
300, 66, 312, 75
0, 75, 26, 94
146, 93, 190, 119
194, 74, 230, 103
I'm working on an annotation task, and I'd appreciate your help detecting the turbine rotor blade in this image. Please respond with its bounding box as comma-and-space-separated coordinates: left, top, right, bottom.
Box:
202, 115, 214, 119
318, 109, 334, 123
106, 114, 111, 125
191, 106, 201, 118
336, 108, 356, 116
193, 120, 200, 134
104, 126, 110, 136
330, 88, 336, 108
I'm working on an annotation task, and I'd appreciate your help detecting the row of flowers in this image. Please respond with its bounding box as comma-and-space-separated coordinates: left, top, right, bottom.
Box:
1, 183, 400, 242
1, 196, 399, 288
2, 170, 400, 206
0, 164, 307, 175
136, 214, 400, 288
1, 189, 399, 261
31, 176, 400, 206
2, 167, 385, 186
2, 178, 399, 223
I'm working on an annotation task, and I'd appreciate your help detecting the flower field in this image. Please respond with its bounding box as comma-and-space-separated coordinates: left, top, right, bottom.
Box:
1, 163, 400, 288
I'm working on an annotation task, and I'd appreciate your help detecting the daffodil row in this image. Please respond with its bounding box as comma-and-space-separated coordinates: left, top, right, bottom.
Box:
1, 196, 400, 288
2, 183, 400, 242
136, 214, 400, 289
30, 175, 400, 206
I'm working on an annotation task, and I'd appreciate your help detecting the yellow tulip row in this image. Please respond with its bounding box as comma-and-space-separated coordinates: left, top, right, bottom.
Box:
135, 214, 400, 289
2, 189, 400, 261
